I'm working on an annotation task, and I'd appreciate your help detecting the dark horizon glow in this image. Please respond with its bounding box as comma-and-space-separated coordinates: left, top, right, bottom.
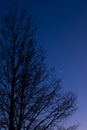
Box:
0, 0, 87, 130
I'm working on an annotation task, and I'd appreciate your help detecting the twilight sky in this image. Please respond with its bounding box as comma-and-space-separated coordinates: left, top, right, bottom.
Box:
0, 0, 87, 130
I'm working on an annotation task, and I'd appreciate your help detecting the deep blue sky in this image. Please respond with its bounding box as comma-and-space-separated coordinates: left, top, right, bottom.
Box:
0, 0, 87, 130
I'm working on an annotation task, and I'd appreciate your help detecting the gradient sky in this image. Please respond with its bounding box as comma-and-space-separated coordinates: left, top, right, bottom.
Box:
0, 0, 87, 130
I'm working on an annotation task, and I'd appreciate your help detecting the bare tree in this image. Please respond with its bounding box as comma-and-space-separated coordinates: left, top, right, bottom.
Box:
49, 125, 78, 130
0, 7, 77, 130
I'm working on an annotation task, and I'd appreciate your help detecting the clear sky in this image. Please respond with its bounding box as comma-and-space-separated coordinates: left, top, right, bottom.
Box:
0, 0, 87, 130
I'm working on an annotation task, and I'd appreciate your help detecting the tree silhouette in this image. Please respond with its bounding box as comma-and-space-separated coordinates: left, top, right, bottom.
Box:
49, 125, 78, 130
0, 7, 77, 130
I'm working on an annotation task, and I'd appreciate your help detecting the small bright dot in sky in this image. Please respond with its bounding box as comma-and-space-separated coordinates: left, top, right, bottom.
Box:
59, 70, 63, 73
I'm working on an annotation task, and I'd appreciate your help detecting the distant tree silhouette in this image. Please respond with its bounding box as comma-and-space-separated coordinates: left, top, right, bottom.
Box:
49, 125, 78, 130
0, 7, 77, 130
